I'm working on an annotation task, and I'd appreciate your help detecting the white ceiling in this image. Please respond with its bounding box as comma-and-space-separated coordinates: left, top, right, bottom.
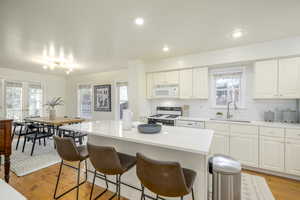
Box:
1, 0, 300, 75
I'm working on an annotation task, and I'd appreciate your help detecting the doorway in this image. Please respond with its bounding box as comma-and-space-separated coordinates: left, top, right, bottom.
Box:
116, 82, 128, 119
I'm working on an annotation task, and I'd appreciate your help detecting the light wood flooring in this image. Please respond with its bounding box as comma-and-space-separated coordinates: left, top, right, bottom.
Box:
1, 164, 300, 200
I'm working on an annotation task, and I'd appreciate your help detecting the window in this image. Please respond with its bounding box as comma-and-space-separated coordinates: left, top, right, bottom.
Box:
28, 83, 43, 117
78, 84, 92, 118
117, 82, 128, 119
211, 68, 245, 108
5, 81, 23, 120
0, 79, 3, 118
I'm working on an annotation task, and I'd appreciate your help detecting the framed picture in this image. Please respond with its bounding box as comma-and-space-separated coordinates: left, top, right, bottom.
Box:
94, 84, 111, 112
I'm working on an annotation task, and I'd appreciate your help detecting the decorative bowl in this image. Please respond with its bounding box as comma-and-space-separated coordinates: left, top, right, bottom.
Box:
137, 124, 162, 134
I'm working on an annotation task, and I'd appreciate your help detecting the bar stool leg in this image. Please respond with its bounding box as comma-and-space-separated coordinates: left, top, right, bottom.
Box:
191, 188, 195, 200
76, 161, 81, 200
89, 170, 97, 200
85, 159, 88, 182
156, 194, 159, 200
54, 160, 64, 199
140, 185, 144, 200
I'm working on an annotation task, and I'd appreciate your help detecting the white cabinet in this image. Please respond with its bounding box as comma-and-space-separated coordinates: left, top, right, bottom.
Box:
179, 69, 193, 98
254, 57, 300, 99
205, 122, 230, 156
166, 71, 179, 85
210, 133, 229, 156
146, 73, 154, 98
278, 57, 300, 98
260, 136, 285, 172
192, 67, 208, 99
286, 138, 300, 176
230, 124, 259, 167
254, 59, 278, 98
153, 72, 166, 86
230, 134, 259, 167
152, 71, 179, 86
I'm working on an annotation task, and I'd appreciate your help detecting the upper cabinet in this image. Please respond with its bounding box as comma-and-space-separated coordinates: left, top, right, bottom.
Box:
147, 67, 209, 99
254, 57, 300, 99
278, 57, 300, 98
179, 69, 193, 99
193, 67, 208, 99
153, 71, 179, 86
254, 60, 278, 98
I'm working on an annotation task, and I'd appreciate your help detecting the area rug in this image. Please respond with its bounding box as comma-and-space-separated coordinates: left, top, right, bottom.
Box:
208, 173, 275, 200
8, 139, 60, 176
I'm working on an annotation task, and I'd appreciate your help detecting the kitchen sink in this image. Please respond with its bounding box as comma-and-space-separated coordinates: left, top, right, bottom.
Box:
210, 118, 252, 123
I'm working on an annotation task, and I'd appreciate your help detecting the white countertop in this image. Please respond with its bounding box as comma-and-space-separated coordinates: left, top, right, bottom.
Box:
61, 120, 214, 155
0, 179, 26, 200
177, 116, 300, 129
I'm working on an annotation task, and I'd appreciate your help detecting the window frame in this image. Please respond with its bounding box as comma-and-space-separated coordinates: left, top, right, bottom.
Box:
210, 67, 246, 109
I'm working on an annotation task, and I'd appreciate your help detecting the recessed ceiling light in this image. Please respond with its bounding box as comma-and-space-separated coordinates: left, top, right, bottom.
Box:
135, 17, 144, 26
231, 29, 244, 39
163, 46, 169, 52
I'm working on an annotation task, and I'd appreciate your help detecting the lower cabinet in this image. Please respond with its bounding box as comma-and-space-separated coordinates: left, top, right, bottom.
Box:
259, 136, 285, 172
285, 138, 300, 176
229, 134, 259, 167
210, 133, 229, 156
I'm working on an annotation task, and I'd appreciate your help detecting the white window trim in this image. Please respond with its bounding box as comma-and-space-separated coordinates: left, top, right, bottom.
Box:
210, 67, 246, 109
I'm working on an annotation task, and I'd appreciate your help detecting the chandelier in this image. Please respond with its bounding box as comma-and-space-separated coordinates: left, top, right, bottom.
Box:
42, 44, 77, 74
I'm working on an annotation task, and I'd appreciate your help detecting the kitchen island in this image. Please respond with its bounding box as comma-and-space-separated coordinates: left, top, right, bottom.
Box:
61, 120, 214, 200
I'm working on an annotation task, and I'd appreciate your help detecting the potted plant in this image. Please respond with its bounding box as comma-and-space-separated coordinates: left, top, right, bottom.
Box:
216, 112, 223, 119
45, 97, 64, 120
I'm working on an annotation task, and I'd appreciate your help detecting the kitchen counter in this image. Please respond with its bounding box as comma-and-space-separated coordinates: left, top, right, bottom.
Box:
61, 120, 213, 200
177, 117, 300, 129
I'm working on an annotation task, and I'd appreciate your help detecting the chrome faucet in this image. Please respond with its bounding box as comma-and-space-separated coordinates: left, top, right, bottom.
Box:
227, 101, 233, 119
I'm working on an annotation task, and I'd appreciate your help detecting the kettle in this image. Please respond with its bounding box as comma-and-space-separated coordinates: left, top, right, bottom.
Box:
123, 109, 133, 130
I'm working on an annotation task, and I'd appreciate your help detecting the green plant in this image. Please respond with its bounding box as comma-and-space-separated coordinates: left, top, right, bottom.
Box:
45, 97, 64, 110
216, 112, 223, 116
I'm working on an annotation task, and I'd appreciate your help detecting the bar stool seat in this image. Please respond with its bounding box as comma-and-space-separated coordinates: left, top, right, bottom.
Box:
136, 153, 196, 200
53, 136, 89, 200
87, 143, 136, 200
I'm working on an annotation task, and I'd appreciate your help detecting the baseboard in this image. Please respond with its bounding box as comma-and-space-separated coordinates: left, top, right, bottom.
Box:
243, 166, 300, 181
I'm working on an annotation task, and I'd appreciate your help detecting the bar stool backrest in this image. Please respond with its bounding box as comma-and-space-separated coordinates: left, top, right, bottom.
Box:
136, 153, 189, 197
87, 143, 123, 175
53, 136, 81, 161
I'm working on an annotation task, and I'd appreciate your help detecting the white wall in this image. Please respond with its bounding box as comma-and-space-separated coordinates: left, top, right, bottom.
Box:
66, 69, 129, 120
149, 65, 297, 121
0, 67, 67, 116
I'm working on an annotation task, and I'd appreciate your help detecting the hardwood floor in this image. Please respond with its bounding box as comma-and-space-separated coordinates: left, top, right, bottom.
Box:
1, 164, 300, 200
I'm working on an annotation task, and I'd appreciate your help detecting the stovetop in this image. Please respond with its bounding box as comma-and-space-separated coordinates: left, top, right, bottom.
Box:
149, 114, 180, 120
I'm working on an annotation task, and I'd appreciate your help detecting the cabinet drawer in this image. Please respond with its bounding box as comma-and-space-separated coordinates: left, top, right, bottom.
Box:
205, 122, 230, 132
286, 128, 300, 140
231, 124, 259, 136
260, 127, 285, 138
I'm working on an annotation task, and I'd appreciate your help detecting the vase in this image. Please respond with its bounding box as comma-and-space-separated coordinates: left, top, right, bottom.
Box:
49, 109, 56, 120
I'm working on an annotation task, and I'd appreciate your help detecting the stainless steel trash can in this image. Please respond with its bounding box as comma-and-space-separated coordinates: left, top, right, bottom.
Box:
208, 154, 242, 200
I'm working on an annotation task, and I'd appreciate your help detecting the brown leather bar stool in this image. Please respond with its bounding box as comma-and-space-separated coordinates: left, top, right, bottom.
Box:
53, 136, 89, 200
87, 143, 137, 200
136, 153, 196, 200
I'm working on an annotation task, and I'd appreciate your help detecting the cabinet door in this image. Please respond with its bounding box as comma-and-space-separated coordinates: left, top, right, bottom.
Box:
146, 73, 154, 98
153, 72, 166, 86
230, 134, 259, 167
254, 60, 278, 98
286, 138, 300, 176
193, 67, 208, 99
210, 134, 229, 156
179, 69, 193, 98
165, 71, 179, 85
260, 136, 285, 172
278, 57, 300, 98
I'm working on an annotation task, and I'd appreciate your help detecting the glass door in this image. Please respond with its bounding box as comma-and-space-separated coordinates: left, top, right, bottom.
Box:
117, 82, 128, 119
28, 83, 43, 117
5, 81, 23, 121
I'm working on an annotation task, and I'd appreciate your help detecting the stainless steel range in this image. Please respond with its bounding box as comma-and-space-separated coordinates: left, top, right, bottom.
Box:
148, 106, 182, 126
